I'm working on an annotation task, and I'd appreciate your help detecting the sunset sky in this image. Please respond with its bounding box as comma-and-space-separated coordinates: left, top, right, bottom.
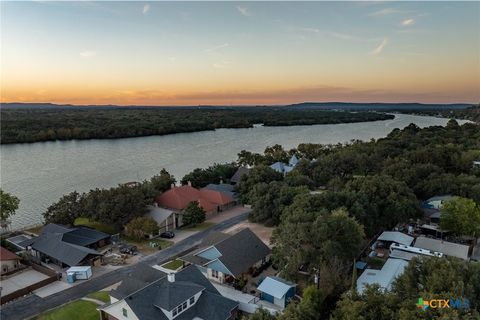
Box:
1, 1, 479, 106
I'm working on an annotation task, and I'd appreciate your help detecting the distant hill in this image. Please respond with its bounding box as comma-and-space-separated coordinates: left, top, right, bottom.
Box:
0, 102, 473, 111
287, 102, 472, 111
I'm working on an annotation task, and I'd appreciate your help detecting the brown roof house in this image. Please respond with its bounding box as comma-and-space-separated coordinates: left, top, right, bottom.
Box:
154, 184, 236, 229
0, 247, 22, 275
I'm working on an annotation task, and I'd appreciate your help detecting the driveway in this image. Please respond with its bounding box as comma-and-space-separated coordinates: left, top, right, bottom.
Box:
0, 210, 249, 320
1, 269, 49, 296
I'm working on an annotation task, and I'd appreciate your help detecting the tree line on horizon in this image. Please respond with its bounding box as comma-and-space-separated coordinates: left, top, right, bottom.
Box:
0, 108, 393, 144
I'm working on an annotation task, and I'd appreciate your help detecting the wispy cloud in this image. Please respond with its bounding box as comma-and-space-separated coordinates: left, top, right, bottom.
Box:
370, 38, 388, 55
204, 43, 229, 53
212, 60, 232, 69
79, 50, 96, 58
401, 18, 415, 26
236, 6, 251, 17
142, 4, 150, 15
369, 8, 403, 17
298, 27, 320, 34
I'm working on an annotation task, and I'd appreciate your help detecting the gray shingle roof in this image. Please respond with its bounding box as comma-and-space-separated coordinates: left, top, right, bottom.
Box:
120, 265, 238, 320
202, 184, 236, 198
22, 223, 108, 266
29, 233, 101, 266
110, 263, 166, 300
153, 281, 204, 310
214, 228, 270, 277
63, 226, 110, 246
230, 166, 250, 184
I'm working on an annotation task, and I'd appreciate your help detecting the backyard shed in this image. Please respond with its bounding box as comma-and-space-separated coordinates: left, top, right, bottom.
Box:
66, 266, 92, 281
257, 276, 296, 309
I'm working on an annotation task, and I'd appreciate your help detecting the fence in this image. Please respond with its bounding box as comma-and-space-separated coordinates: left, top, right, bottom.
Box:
0, 261, 59, 305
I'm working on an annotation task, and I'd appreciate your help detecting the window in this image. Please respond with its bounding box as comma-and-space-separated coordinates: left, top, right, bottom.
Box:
173, 309, 177, 316
189, 296, 195, 305
212, 270, 218, 278
182, 301, 187, 309
122, 308, 128, 317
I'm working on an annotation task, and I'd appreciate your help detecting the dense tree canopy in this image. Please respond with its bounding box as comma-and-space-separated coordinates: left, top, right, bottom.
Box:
181, 163, 237, 188
247, 181, 308, 226
0, 189, 20, 224
272, 208, 365, 280
0, 107, 393, 144
43, 170, 175, 228
440, 197, 480, 237
237, 166, 284, 203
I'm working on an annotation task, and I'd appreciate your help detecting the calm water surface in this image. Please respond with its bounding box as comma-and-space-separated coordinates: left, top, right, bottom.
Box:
0, 114, 466, 230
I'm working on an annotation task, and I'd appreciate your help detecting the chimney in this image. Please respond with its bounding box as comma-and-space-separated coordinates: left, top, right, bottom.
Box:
187, 181, 192, 187
167, 273, 175, 283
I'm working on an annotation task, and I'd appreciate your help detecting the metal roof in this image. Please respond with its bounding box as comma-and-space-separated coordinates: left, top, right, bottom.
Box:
414, 236, 469, 260
377, 231, 414, 246
357, 258, 408, 294
257, 276, 296, 299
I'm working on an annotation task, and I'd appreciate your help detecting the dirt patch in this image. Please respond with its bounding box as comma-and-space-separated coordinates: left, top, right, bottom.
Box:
223, 221, 274, 247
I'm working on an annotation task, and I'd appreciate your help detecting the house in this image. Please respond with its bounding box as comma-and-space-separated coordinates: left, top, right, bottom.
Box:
377, 231, 414, 247
422, 195, 454, 210
0, 247, 22, 275
473, 160, 480, 168
270, 162, 294, 174
181, 228, 270, 284
146, 206, 176, 234
154, 185, 236, 228
202, 183, 237, 199
19, 223, 109, 268
356, 258, 409, 294
257, 276, 296, 309
101, 264, 239, 320
414, 236, 470, 261
230, 166, 250, 185
269, 155, 300, 175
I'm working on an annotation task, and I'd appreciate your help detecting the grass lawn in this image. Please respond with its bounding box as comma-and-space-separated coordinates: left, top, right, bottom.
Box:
25, 225, 44, 235
74, 217, 119, 235
36, 300, 99, 320
86, 291, 110, 303
181, 222, 215, 231
124, 237, 174, 255
162, 259, 184, 271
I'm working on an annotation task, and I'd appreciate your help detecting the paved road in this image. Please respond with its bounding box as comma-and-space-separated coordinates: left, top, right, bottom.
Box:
0, 211, 249, 320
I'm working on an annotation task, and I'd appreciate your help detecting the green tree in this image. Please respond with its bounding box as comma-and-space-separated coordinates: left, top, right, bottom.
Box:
440, 197, 480, 237
181, 163, 237, 188
272, 208, 365, 280
0, 189, 20, 226
43, 191, 82, 225
244, 308, 277, 320
125, 217, 159, 240
248, 181, 308, 226
182, 201, 206, 226
237, 166, 283, 203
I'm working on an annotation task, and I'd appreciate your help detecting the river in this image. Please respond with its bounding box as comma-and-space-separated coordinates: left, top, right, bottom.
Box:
0, 114, 467, 230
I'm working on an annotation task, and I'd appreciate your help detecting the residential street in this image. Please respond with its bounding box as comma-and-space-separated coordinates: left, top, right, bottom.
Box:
0, 211, 249, 320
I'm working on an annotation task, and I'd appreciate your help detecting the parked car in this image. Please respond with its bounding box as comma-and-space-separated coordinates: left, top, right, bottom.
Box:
160, 231, 175, 239
119, 244, 137, 255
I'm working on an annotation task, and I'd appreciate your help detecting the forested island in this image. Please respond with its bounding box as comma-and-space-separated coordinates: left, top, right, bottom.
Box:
0, 107, 393, 144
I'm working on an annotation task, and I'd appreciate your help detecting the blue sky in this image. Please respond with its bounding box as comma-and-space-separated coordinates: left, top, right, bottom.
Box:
1, 1, 479, 105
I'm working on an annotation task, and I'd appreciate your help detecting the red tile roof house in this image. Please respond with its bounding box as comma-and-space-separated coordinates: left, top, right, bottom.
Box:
154, 184, 236, 228
0, 247, 22, 275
